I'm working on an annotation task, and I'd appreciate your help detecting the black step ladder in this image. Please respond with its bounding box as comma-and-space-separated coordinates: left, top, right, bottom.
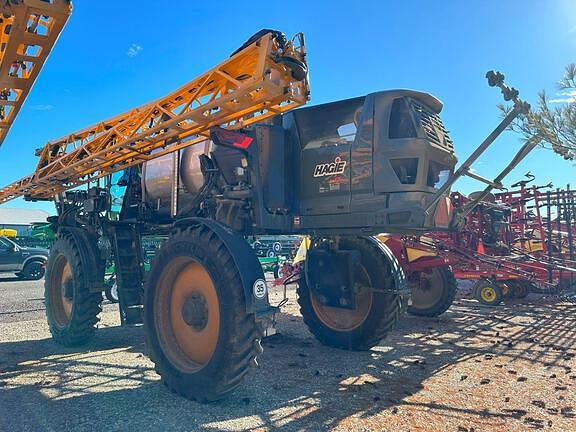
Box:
111, 224, 144, 326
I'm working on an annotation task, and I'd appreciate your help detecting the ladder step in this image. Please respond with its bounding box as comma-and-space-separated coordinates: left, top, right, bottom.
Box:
123, 305, 143, 326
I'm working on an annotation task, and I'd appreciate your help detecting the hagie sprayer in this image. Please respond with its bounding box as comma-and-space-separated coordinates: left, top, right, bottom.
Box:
0, 1, 540, 401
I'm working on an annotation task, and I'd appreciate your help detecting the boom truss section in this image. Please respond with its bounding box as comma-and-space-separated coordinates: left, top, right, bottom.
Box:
0, 31, 309, 203
0, 0, 72, 147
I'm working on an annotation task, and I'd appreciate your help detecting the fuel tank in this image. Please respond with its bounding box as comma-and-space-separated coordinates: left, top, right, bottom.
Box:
142, 142, 210, 216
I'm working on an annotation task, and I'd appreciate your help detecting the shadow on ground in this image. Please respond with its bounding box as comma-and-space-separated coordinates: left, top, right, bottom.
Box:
0, 276, 27, 283
0, 297, 574, 431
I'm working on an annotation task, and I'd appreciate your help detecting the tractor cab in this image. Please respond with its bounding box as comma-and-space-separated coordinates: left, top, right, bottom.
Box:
283, 90, 457, 233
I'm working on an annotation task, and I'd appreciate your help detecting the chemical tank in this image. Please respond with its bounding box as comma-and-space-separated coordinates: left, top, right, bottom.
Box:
142, 142, 210, 217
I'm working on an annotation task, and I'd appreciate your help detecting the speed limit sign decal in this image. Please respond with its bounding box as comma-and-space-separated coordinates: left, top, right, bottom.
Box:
253, 279, 267, 299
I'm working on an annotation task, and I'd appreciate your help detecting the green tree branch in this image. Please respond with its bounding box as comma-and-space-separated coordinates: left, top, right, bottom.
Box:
501, 63, 575, 160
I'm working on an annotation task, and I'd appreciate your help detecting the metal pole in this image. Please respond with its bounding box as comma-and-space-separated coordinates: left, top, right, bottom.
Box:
533, 186, 547, 255
565, 185, 574, 288
547, 190, 553, 283
425, 106, 524, 214
448, 136, 541, 228
556, 188, 563, 285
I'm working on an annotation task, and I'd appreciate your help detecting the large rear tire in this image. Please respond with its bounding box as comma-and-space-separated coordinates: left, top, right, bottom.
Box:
297, 237, 405, 351
407, 266, 457, 317
45, 230, 104, 346
144, 225, 261, 402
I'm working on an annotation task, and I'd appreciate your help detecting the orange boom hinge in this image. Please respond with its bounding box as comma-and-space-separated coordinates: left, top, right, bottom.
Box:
0, 0, 72, 147
0, 30, 309, 203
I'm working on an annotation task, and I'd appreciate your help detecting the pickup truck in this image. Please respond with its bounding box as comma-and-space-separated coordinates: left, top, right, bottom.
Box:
0, 236, 49, 280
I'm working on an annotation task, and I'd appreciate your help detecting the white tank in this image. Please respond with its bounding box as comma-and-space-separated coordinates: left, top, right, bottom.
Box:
142, 141, 210, 216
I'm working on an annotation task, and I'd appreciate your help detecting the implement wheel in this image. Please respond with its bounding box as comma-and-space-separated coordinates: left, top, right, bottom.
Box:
297, 237, 405, 351
474, 279, 503, 306
45, 230, 104, 346
508, 279, 529, 299
144, 225, 261, 402
408, 266, 457, 317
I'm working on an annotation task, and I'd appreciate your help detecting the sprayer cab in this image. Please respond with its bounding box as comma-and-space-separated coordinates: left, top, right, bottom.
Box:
205, 89, 458, 236
284, 90, 457, 232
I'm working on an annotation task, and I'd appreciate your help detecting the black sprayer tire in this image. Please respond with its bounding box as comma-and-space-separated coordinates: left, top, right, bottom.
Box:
297, 237, 405, 351
45, 230, 103, 346
144, 225, 261, 402
407, 266, 457, 317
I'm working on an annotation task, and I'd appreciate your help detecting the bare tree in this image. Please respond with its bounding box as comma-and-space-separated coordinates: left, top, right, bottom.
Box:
501, 63, 576, 160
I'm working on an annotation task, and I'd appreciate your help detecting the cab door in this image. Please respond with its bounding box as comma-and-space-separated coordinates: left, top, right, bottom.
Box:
295, 97, 364, 215
0, 237, 21, 271
301, 142, 351, 215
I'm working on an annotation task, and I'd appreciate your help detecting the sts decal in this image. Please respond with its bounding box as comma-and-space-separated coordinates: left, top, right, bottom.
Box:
313, 157, 347, 177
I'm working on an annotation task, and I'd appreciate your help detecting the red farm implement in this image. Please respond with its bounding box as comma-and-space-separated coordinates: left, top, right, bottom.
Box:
380, 178, 576, 307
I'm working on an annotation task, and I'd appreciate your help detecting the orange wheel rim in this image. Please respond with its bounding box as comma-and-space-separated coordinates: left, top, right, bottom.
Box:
410, 268, 444, 309
310, 266, 373, 332
156, 257, 220, 372
49, 254, 73, 326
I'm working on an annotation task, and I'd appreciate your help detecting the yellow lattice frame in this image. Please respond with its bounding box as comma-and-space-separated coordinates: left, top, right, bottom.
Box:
0, 30, 309, 203
0, 0, 72, 147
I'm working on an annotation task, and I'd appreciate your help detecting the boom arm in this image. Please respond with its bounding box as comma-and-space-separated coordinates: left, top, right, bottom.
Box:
0, 0, 72, 147
0, 30, 309, 203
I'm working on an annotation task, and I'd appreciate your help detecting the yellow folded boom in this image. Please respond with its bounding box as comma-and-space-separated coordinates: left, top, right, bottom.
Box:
0, 0, 72, 147
0, 30, 309, 203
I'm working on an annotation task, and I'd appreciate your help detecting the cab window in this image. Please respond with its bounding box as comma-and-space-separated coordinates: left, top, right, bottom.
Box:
427, 161, 451, 188
389, 98, 417, 139
295, 97, 365, 150
0, 237, 13, 251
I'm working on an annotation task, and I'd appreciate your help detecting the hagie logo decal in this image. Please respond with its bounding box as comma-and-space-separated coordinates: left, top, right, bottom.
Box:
313, 157, 347, 177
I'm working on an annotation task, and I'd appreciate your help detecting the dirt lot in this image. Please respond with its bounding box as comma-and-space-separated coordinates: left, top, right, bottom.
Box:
0, 275, 575, 432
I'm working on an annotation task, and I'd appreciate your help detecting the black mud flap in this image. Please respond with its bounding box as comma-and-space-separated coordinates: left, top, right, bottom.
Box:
305, 248, 361, 310
174, 218, 274, 319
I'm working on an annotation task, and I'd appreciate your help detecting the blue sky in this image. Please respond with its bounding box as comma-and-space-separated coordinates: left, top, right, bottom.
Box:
0, 0, 574, 214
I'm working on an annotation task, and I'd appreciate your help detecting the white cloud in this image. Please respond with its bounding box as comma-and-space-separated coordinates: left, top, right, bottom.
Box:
550, 89, 576, 104
127, 43, 143, 58
30, 104, 54, 111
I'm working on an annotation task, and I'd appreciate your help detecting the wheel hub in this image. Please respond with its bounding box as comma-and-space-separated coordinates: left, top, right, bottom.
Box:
181, 293, 209, 331
481, 287, 495, 301
157, 258, 220, 372
63, 279, 74, 302
49, 255, 73, 326
417, 278, 432, 292
410, 269, 443, 309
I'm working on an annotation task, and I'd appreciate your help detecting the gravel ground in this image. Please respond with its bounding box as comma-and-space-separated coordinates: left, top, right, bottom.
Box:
0, 274, 575, 431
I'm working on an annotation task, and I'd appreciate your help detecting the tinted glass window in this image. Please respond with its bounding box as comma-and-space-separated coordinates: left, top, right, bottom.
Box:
294, 97, 364, 150
336, 123, 357, 143
0, 238, 11, 251
390, 158, 418, 184
389, 98, 417, 139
